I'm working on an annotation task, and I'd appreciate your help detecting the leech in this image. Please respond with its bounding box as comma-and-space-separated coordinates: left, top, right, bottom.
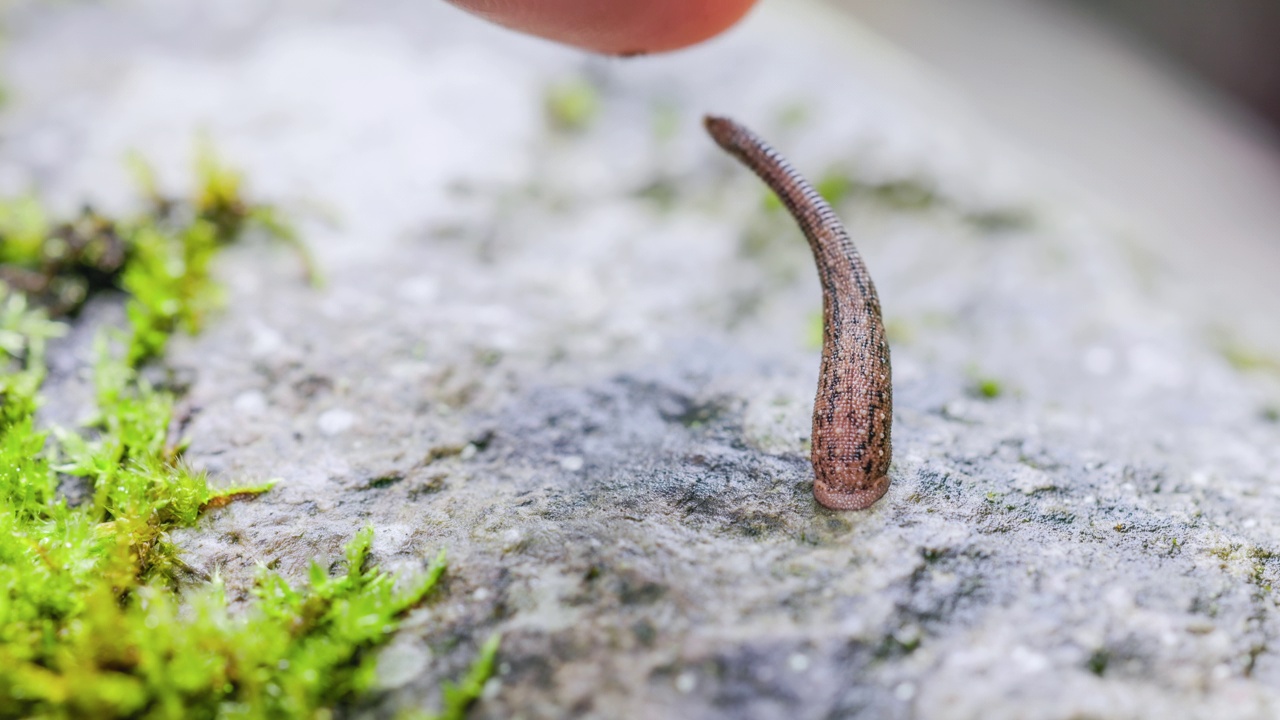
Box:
704, 115, 893, 510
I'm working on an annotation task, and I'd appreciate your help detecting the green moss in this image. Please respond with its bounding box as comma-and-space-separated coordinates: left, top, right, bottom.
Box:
797, 168, 939, 214
883, 317, 913, 345
0, 152, 494, 718
1218, 339, 1280, 375
0, 142, 313, 362
970, 377, 1003, 400
873, 626, 922, 661
419, 634, 501, 720
966, 207, 1035, 233
815, 171, 853, 207
963, 364, 1007, 401
3, 527, 445, 719
775, 103, 811, 130
544, 77, 600, 133
650, 100, 680, 144
1207, 544, 1241, 562
124, 144, 315, 365
1086, 648, 1110, 676
0, 196, 49, 263
805, 310, 823, 350
760, 188, 784, 214
758, 162, 1034, 231
0, 200, 127, 317
0, 285, 462, 718
757, 168, 858, 213
0, 289, 65, 423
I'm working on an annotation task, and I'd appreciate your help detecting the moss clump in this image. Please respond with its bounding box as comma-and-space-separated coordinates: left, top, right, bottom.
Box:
418, 634, 501, 720
972, 378, 1003, 399
758, 163, 1034, 232
1086, 648, 1110, 676
0, 201, 127, 317
761, 168, 939, 215
544, 77, 600, 133
1217, 336, 1280, 376
0, 151, 495, 719
805, 310, 823, 350
0, 141, 315, 365
0, 284, 265, 717
964, 367, 1004, 400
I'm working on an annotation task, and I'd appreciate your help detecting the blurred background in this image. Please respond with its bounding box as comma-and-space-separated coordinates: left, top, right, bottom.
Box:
852, 0, 1280, 130
3, 0, 1277, 341
843, 0, 1280, 341
1071, 0, 1280, 126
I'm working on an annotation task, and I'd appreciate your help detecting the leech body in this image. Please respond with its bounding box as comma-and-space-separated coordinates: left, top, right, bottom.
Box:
704, 115, 892, 511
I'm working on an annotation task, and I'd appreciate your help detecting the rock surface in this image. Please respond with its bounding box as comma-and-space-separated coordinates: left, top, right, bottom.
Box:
5, 1, 1280, 718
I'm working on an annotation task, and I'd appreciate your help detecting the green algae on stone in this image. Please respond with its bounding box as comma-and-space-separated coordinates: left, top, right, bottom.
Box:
405, 634, 501, 720
1215, 332, 1280, 376
123, 145, 312, 366
0, 143, 312, 365
972, 377, 1003, 400
0, 291, 466, 720
544, 76, 600, 133
0, 167, 495, 718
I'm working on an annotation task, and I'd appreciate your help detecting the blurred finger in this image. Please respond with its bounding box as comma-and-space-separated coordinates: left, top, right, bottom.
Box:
446, 0, 758, 55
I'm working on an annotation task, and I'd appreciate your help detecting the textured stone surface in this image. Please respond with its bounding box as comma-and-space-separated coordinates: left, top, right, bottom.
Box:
6, 0, 1280, 718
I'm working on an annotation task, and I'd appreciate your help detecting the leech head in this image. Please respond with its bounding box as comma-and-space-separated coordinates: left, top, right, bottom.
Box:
704, 114, 893, 512
704, 115, 733, 143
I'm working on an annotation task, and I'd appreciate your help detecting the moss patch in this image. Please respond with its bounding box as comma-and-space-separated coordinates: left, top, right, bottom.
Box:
0, 151, 494, 718
0, 141, 315, 365
544, 76, 600, 133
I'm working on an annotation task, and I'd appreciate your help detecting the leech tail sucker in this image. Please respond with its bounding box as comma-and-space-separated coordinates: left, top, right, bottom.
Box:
703, 115, 892, 511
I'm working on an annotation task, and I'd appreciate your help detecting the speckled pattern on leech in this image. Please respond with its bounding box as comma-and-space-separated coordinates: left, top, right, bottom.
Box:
704, 115, 892, 510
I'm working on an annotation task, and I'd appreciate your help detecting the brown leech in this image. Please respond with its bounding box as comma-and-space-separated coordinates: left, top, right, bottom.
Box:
704, 115, 892, 510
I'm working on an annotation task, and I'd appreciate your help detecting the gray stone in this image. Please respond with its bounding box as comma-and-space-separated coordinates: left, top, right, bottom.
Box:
6, 0, 1280, 718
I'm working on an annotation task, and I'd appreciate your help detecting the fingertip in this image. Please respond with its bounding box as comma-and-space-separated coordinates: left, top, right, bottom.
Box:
447, 0, 758, 55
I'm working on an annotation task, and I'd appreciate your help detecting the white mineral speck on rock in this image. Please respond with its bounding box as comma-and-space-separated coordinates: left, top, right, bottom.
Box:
559, 455, 584, 471
317, 408, 356, 436
1011, 465, 1055, 494
248, 320, 285, 358
1010, 646, 1050, 674
1127, 343, 1187, 390
233, 390, 267, 417
396, 275, 439, 303
374, 640, 431, 690
675, 672, 697, 694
